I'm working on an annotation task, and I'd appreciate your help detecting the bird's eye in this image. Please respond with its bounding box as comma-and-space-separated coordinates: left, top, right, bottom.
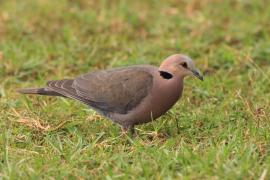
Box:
181, 62, 188, 68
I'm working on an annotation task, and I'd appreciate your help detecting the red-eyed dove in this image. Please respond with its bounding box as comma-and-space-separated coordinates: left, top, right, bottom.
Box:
18, 54, 203, 135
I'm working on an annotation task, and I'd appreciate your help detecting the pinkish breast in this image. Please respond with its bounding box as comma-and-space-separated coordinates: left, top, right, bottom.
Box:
108, 71, 183, 127
148, 75, 183, 120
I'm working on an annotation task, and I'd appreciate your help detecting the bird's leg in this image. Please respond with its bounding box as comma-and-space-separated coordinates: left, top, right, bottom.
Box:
121, 125, 136, 137
121, 126, 128, 135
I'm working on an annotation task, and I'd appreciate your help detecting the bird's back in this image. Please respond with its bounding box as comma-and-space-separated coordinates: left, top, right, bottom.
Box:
44, 65, 156, 116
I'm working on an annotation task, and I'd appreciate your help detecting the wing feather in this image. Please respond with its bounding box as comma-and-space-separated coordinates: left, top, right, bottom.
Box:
46, 66, 154, 114
73, 66, 153, 114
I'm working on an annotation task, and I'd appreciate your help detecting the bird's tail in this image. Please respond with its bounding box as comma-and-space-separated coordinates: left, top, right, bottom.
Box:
17, 87, 65, 97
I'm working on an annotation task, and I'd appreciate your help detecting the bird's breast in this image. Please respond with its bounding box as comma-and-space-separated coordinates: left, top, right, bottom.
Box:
107, 73, 183, 126
149, 78, 183, 118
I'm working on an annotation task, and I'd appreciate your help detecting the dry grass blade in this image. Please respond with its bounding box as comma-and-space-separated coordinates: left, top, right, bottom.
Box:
16, 118, 51, 131
10, 108, 70, 132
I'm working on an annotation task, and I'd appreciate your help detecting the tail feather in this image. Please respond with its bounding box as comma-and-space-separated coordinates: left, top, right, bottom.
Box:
17, 87, 66, 97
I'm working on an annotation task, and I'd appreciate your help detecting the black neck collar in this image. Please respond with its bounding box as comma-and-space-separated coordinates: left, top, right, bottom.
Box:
159, 71, 173, 79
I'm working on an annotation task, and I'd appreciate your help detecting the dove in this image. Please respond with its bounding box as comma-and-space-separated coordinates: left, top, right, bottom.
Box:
18, 54, 203, 135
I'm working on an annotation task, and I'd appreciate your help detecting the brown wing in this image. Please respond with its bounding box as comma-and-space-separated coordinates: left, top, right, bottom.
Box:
48, 66, 154, 114
47, 79, 92, 105
73, 66, 153, 114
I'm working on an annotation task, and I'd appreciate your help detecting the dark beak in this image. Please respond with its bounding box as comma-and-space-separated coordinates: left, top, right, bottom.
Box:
191, 69, 204, 81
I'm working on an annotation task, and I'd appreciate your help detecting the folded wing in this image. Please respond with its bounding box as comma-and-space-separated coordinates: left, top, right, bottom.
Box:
48, 67, 153, 114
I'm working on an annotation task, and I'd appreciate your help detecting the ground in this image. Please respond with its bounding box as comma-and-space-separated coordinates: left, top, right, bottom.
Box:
0, 0, 270, 179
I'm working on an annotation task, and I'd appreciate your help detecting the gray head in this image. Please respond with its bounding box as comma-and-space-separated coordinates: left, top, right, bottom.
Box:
159, 54, 203, 81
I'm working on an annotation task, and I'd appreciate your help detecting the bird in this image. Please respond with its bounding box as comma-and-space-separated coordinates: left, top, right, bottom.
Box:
18, 54, 203, 135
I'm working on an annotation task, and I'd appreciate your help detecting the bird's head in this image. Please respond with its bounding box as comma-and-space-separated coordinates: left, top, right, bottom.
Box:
159, 54, 203, 81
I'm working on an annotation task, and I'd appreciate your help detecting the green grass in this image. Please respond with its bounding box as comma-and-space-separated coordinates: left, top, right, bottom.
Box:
0, 0, 270, 179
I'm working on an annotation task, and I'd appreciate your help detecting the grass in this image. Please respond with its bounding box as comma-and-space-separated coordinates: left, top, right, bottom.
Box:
0, 0, 270, 179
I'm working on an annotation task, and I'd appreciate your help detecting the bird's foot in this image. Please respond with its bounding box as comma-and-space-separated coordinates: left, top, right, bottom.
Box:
121, 125, 137, 137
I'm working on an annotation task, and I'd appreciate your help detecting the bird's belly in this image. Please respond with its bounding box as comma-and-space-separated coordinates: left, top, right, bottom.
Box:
106, 94, 179, 127
135, 94, 180, 124
106, 79, 183, 127
112, 88, 181, 126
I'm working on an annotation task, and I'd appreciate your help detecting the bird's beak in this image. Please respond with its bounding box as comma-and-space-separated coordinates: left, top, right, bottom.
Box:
191, 69, 204, 81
